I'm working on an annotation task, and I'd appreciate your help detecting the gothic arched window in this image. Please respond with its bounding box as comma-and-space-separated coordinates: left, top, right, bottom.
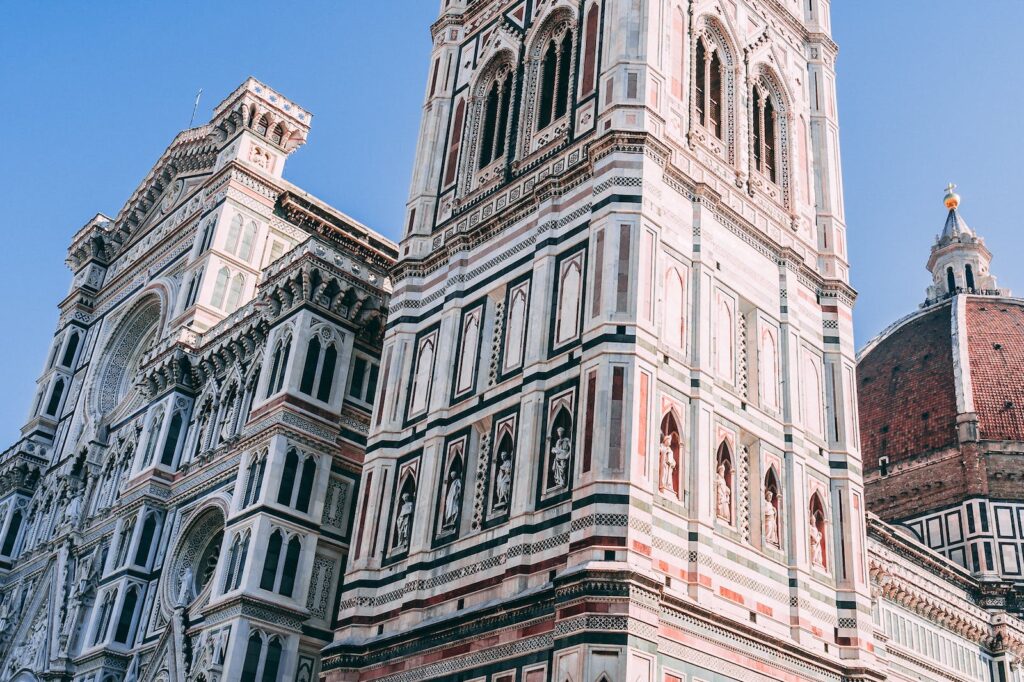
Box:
279, 536, 302, 597
45, 377, 65, 416
478, 66, 514, 168
92, 591, 116, 645
694, 37, 723, 139
752, 84, 779, 182
580, 4, 600, 97
133, 512, 158, 567
260, 530, 283, 591
184, 268, 204, 310
225, 215, 243, 254
113, 585, 140, 643
242, 452, 267, 508
664, 266, 686, 352
255, 115, 269, 136
298, 331, 338, 403
238, 221, 257, 262
265, 336, 292, 398
299, 336, 322, 395
225, 273, 246, 310
263, 637, 283, 681
277, 449, 299, 506
159, 411, 184, 467
61, 331, 81, 368
296, 456, 317, 513
224, 530, 250, 592
271, 123, 285, 146
966, 264, 976, 291
1, 509, 22, 556
211, 267, 231, 309
444, 99, 466, 187
115, 519, 135, 567
537, 24, 575, 130
241, 632, 264, 682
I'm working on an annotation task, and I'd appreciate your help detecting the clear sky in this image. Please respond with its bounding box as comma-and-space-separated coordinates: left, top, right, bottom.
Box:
1, 1, 1021, 444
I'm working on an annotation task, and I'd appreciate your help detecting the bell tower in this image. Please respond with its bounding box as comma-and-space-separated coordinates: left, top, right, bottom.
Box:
326, 2, 880, 680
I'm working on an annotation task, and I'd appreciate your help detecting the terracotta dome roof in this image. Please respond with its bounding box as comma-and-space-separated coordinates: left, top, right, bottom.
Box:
857, 302, 958, 470
858, 297, 1024, 471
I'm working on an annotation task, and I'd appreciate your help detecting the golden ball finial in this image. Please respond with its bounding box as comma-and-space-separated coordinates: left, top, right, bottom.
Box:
944, 183, 960, 210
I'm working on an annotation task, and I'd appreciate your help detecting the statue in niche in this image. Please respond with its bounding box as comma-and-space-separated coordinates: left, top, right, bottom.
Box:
763, 490, 781, 547
394, 492, 414, 550
442, 469, 462, 530
62, 479, 84, 529
659, 435, 676, 492
550, 427, 572, 489
177, 565, 194, 607
494, 451, 512, 509
716, 463, 732, 522
809, 518, 824, 567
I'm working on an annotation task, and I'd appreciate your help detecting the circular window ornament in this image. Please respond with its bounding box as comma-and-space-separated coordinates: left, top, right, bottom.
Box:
164, 507, 226, 612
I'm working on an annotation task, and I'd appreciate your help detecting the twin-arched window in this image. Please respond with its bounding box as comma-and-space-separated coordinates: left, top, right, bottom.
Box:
259, 529, 302, 597
223, 529, 251, 592
479, 66, 514, 168
694, 36, 723, 139
113, 585, 141, 644
299, 333, 339, 402
242, 451, 267, 508
240, 630, 283, 682
537, 24, 574, 130
225, 215, 258, 262
265, 336, 292, 398
277, 448, 317, 513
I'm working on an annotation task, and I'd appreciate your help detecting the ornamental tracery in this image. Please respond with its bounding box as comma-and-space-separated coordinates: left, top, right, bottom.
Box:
517, 6, 577, 161
690, 16, 739, 168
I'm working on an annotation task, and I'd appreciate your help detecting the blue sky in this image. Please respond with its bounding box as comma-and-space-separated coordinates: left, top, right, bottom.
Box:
1, 1, 1021, 443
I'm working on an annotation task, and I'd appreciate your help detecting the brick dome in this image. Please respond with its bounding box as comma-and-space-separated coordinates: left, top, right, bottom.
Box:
859, 297, 1024, 473
858, 295, 1024, 576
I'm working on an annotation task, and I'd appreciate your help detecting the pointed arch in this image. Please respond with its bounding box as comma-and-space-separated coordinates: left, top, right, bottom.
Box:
61, 330, 81, 368
691, 15, 739, 162
226, 214, 243, 254
664, 266, 686, 352
750, 64, 794, 207
45, 377, 65, 416
520, 7, 577, 157
226, 273, 246, 310
113, 585, 140, 643
211, 267, 230, 309
277, 449, 299, 506
260, 530, 283, 590
296, 455, 317, 513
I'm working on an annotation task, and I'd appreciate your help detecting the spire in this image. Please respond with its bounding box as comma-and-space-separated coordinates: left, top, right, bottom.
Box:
924, 185, 1007, 304
940, 183, 974, 241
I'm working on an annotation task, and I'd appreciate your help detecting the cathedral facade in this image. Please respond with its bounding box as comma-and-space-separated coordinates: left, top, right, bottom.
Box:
0, 79, 395, 681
